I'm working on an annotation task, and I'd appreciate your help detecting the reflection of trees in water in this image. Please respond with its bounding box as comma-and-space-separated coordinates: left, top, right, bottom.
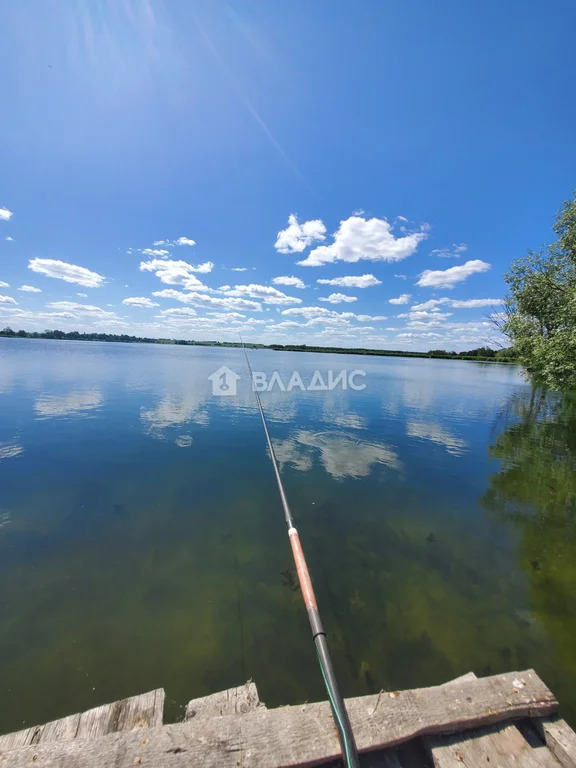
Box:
483, 389, 576, 702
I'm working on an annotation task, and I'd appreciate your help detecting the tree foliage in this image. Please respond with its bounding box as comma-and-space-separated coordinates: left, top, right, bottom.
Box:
502, 191, 576, 390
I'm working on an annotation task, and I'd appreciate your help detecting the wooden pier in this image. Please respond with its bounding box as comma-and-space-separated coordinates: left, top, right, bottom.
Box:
0, 670, 574, 766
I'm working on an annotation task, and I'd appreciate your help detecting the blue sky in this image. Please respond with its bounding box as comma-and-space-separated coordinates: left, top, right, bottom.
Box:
1, 0, 575, 351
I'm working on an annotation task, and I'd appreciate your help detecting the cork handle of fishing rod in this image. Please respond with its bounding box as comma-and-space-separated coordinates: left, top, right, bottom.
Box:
288, 528, 318, 610
288, 527, 326, 639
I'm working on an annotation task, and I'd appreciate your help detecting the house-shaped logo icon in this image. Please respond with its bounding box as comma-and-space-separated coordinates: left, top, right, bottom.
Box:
208, 365, 241, 397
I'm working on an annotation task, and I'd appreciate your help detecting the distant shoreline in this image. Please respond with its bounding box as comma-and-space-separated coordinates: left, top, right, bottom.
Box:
0, 329, 516, 363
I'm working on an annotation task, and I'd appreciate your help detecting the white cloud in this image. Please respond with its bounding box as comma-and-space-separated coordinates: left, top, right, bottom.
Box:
231, 267, 249, 272
206, 311, 246, 320
122, 297, 160, 308
47, 301, 117, 317
0, 307, 76, 321
282, 307, 355, 322
140, 258, 213, 290
141, 248, 171, 258
404, 309, 453, 324
273, 320, 304, 329
279, 307, 368, 326
450, 298, 503, 308
298, 215, 428, 267
272, 276, 306, 289
77, 293, 88, 297
411, 298, 450, 311
159, 311, 257, 328
388, 293, 411, 305
158, 308, 198, 317
0, 208, 13, 222
152, 237, 196, 248
394, 274, 407, 280
430, 243, 468, 259
0, 295, 17, 305
219, 284, 301, 305
417, 260, 491, 289
28, 258, 106, 288
397, 332, 442, 339
18, 285, 42, 293
356, 314, 387, 321
5, 236, 14, 242
386, 315, 503, 353
319, 293, 358, 304
316, 274, 381, 288
411, 297, 502, 311
271, 310, 388, 333
152, 289, 262, 312
0, 281, 9, 288
191, 261, 213, 274
281, 306, 344, 320
275, 214, 326, 253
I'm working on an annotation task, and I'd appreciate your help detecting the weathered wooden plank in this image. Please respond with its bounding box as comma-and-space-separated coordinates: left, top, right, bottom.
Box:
33, 715, 81, 745
0, 689, 164, 751
430, 672, 563, 768
185, 682, 263, 720
75, 688, 165, 739
0, 671, 557, 768
441, 672, 477, 686
0, 716, 82, 752
537, 718, 576, 768
429, 722, 563, 768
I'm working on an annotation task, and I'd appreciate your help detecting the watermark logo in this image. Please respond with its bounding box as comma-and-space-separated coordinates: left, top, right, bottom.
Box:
208, 365, 241, 396
208, 367, 366, 395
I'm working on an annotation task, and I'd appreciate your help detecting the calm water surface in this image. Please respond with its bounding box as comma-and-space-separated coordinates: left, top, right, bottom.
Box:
0, 338, 575, 732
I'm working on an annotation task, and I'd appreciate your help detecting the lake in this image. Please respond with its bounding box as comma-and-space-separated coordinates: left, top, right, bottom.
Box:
0, 338, 575, 733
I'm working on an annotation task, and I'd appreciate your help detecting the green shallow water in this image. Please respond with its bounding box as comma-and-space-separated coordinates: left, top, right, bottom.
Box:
0, 338, 575, 731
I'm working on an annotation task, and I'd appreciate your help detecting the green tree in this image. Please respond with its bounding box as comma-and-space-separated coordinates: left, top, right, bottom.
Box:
501, 192, 576, 390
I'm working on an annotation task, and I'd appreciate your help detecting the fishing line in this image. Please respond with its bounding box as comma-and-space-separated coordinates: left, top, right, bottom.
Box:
239, 341, 360, 768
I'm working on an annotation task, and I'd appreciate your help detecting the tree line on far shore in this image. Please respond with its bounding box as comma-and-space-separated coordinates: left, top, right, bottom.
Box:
0, 327, 514, 362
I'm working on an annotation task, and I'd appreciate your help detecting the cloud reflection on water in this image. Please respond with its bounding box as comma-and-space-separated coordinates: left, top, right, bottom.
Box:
274, 430, 401, 479
0, 441, 23, 460
406, 420, 468, 456
35, 390, 103, 418
140, 391, 210, 440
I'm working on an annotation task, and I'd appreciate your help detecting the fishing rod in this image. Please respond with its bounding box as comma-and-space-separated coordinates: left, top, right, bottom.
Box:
240, 342, 360, 768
